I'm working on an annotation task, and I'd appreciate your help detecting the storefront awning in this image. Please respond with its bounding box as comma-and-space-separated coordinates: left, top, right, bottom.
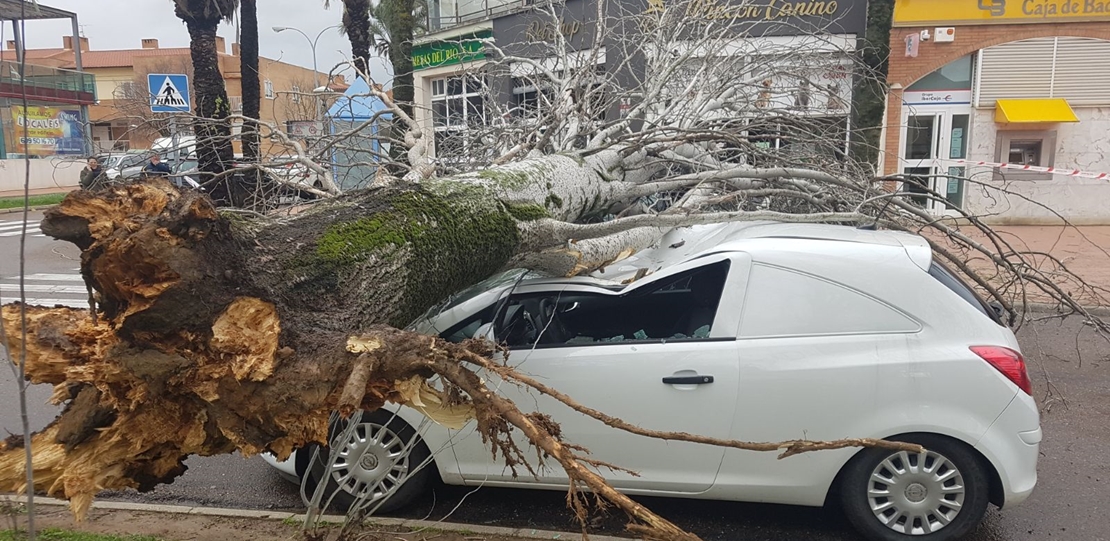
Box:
995, 99, 1079, 124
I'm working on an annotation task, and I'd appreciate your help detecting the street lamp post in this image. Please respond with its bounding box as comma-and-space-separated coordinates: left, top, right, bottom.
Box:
272, 24, 341, 120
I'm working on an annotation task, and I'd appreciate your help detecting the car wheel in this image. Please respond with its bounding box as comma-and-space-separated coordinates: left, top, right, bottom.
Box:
840, 434, 990, 541
304, 410, 433, 514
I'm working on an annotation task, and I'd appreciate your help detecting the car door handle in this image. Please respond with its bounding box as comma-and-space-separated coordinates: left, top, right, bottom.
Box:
662, 375, 714, 385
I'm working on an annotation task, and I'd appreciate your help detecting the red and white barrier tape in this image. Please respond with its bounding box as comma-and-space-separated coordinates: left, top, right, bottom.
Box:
956, 160, 1110, 180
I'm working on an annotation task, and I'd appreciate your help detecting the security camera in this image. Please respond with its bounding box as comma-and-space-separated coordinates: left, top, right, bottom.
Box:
920, 29, 931, 41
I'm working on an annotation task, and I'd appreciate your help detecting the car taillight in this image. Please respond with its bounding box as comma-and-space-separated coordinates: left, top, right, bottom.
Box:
970, 346, 1032, 395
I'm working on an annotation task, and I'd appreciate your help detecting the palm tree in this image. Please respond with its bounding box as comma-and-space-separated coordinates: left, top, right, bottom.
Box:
240, 0, 261, 162
325, 0, 426, 117
172, 0, 238, 204
326, 0, 373, 79
370, 0, 419, 118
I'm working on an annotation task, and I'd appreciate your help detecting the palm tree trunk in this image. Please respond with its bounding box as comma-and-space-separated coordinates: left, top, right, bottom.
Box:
175, 1, 237, 205
240, 0, 261, 162
343, 0, 373, 79
388, 0, 415, 119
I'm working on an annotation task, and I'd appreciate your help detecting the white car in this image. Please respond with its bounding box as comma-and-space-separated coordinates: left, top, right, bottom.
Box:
101, 152, 149, 180
263, 222, 1039, 541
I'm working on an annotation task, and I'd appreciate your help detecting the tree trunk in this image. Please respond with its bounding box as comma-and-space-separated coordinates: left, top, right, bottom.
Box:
387, 0, 415, 120
175, 1, 237, 205
0, 151, 624, 509
343, 0, 373, 79
240, 0, 261, 162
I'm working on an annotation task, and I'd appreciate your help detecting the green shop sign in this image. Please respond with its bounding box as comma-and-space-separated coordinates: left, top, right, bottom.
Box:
412, 31, 490, 71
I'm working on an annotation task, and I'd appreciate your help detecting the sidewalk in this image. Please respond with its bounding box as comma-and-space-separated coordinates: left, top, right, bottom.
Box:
934, 224, 1110, 307
0, 185, 76, 199
2, 496, 621, 541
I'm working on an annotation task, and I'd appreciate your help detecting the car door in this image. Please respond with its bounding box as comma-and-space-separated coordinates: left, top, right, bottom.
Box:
451, 253, 751, 493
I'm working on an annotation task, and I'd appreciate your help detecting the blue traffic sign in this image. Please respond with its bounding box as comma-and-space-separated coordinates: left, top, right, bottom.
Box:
148, 73, 191, 113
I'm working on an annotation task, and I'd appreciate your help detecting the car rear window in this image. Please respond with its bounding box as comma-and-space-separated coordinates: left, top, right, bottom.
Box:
928, 261, 1003, 324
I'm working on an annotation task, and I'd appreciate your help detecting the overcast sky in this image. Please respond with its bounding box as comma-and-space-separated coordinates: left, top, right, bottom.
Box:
11, 0, 392, 84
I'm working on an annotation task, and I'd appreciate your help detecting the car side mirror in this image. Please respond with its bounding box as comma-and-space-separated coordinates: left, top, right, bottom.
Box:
988, 302, 1005, 319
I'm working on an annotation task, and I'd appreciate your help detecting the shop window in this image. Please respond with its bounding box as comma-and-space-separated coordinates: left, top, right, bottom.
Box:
495, 261, 730, 349
511, 64, 607, 128
430, 74, 486, 162
994, 131, 1057, 181
907, 55, 974, 92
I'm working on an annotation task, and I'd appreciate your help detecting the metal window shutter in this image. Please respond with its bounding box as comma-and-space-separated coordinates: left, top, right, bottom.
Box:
978, 38, 1055, 106
1053, 37, 1110, 106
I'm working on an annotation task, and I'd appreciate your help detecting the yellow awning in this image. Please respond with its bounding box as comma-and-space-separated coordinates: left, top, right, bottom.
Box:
995, 99, 1079, 124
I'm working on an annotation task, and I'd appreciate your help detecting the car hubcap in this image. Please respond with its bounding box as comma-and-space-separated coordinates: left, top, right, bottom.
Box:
329, 422, 411, 504
867, 449, 966, 535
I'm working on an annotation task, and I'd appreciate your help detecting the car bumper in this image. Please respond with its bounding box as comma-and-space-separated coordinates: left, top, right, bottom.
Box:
260, 451, 300, 484
976, 394, 1040, 508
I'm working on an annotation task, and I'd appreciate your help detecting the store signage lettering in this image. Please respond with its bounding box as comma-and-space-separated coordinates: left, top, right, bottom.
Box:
682, 0, 840, 21
903, 90, 973, 105
1016, 0, 1110, 16
412, 33, 489, 70
895, 0, 1110, 25
525, 19, 583, 41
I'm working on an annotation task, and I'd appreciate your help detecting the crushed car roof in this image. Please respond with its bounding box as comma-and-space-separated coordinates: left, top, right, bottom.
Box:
582, 221, 932, 285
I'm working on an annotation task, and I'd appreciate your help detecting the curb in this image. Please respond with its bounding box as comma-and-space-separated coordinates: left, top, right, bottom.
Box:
1023, 302, 1110, 317
0, 205, 57, 215
9, 496, 629, 541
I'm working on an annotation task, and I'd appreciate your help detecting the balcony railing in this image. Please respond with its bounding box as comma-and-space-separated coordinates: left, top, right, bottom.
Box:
0, 60, 97, 105
427, 0, 540, 32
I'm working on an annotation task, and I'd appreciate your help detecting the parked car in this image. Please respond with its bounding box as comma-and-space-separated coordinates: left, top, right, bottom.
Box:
263, 221, 1040, 541
169, 158, 202, 190
221, 155, 326, 198
101, 152, 149, 180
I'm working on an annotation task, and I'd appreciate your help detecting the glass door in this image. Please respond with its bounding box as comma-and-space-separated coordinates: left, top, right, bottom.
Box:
900, 109, 970, 214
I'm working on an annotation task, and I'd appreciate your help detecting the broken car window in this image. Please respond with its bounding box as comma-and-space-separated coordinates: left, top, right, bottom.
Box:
496, 261, 730, 348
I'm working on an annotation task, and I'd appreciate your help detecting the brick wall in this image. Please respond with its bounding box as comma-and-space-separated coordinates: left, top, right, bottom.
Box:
882, 21, 1110, 174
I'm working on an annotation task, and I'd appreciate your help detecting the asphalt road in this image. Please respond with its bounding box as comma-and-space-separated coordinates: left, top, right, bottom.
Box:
3, 211, 1108, 540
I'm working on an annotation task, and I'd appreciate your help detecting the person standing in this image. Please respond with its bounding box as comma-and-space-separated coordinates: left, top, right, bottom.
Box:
79, 157, 107, 190
141, 154, 172, 177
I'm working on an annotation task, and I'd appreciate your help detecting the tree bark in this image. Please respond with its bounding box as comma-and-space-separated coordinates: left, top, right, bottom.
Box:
387, 0, 415, 120
240, 0, 261, 162
175, 0, 237, 205
0, 150, 648, 508
0, 178, 518, 518
343, 0, 373, 79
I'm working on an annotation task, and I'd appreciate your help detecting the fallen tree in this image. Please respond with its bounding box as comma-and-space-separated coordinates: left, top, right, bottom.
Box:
1, 175, 921, 541
4, 2, 1110, 540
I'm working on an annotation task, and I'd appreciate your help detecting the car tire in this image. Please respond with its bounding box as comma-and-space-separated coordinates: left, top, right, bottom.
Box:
303, 409, 433, 514
839, 434, 990, 541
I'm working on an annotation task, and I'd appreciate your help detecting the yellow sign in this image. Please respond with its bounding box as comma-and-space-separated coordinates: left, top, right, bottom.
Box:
9, 106, 84, 156
894, 0, 1110, 26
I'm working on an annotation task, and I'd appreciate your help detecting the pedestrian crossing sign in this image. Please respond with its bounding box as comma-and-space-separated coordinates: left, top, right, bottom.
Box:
148, 73, 191, 113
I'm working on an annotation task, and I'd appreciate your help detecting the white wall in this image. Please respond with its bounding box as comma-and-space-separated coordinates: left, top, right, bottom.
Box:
0, 158, 81, 193
964, 107, 1110, 225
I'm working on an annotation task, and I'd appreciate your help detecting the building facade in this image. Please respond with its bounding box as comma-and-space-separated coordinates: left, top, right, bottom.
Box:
883, 0, 1110, 224
410, 0, 868, 163
1, 36, 340, 155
